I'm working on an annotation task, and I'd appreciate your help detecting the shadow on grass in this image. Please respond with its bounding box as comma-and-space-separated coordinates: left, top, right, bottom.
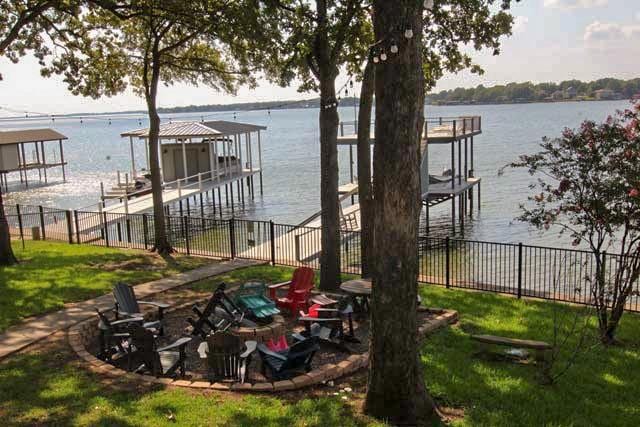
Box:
0, 241, 210, 332
0, 343, 379, 427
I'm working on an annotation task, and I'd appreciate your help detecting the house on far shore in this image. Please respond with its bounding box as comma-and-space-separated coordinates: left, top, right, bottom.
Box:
565, 87, 577, 99
551, 90, 565, 101
594, 89, 617, 100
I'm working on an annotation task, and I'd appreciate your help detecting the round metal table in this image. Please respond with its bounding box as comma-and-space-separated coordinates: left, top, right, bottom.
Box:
340, 278, 372, 314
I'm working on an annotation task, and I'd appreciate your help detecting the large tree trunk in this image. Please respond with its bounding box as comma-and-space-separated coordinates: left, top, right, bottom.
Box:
316, 0, 341, 292
357, 60, 374, 277
0, 187, 18, 266
145, 50, 172, 255
365, 1, 436, 425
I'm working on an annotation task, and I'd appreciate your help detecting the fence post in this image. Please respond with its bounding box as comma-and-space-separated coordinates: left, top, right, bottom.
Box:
183, 216, 191, 255
103, 211, 110, 247
229, 218, 236, 259
601, 251, 607, 284
65, 210, 73, 244
16, 204, 24, 242
517, 242, 523, 299
143, 214, 149, 250
38, 205, 46, 241
445, 237, 451, 288
270, 220, 276, 266
74, 211, 81, 244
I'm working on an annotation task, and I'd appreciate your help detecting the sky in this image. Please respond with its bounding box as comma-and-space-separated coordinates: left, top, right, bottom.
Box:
1, 0, 639, 116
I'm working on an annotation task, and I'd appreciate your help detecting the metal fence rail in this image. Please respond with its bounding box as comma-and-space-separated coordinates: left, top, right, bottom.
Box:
5, 204, 639, 312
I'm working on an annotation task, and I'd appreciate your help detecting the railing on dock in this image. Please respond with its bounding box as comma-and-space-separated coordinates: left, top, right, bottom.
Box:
339, 116, 482, 139
5, 203, 639, 313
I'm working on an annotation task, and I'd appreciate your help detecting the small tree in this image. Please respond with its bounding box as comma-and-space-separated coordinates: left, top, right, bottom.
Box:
507, 100, 640, 344
45, 0, 278, 254
266, 0, 372, 291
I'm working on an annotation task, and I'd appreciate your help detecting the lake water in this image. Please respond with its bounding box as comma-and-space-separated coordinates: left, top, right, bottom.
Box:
1, 100, 630, 247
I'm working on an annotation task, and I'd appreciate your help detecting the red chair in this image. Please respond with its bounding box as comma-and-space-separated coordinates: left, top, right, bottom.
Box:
268, 267, 315, 315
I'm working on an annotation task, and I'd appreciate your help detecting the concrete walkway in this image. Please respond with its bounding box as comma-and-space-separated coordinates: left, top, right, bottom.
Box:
0, 258, 265, 360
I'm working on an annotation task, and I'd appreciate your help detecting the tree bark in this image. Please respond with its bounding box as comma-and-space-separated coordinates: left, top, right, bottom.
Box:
145, 45, 172, 255
365, 1, 436, 425
316, 0, 341, 292
0, 187, 18, 266
357, 59, 374, 277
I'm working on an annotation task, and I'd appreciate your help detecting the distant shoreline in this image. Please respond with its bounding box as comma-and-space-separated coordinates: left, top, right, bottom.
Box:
0, 96, 632, 122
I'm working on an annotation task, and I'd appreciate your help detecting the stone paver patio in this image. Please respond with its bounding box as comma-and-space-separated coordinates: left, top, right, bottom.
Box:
0, 258, 265, 360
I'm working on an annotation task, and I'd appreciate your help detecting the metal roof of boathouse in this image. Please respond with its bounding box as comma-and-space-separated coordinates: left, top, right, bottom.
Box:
121, 120, 266, 139
0, 128, 68, 145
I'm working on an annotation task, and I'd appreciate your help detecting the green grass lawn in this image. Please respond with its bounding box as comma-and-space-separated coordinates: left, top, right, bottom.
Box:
1, 263, 638, 426
0, 241, 211, 332
419, 285, 640, 426
0, 341, 380, 426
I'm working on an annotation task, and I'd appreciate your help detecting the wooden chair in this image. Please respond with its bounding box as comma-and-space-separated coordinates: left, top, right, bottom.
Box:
268, 267, 315, 315
113, 282, 169, 335
127, 324, 191, 378
234, 281, 280, 320
187, 283, 247, 339
198, 331, 257, 383
257, 336, 319, 381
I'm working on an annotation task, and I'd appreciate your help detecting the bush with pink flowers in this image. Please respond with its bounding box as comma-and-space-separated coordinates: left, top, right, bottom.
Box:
504, 100, 640, 344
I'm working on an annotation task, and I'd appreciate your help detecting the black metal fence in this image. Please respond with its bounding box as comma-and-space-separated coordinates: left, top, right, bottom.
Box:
5, 204, 639, 312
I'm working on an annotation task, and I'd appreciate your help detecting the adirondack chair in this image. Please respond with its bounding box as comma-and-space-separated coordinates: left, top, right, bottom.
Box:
127, 324, 191, 378
113, 282, 169, 335
234, 281, 280, 320
187, 283, 248, 339
197, 331, 257, 383
95, 309, 145, 363
257, 336, 319, 381
267, 267, 315, 315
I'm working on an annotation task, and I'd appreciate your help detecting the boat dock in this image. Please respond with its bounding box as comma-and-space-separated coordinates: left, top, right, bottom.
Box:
337, 116, 482, 233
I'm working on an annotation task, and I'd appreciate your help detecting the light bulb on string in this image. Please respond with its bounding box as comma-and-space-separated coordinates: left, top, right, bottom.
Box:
424, 0, 434, 9
390, 40, 399, 54
373, 55, 379, 63
380, 51, 387, 61
108, 119, 112, 125
405, 28, 414, 39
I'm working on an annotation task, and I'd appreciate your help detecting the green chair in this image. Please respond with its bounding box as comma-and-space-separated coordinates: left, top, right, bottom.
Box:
234, 281, 280, 319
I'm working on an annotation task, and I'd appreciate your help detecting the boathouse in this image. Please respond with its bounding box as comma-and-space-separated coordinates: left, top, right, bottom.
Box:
0, 128, 68, 191
96, 120, 266, 216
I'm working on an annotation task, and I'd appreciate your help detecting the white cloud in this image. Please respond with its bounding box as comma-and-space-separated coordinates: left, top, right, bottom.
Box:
512, 16, 529, 34
544, 0, 607, 9
584, 21, 640, 42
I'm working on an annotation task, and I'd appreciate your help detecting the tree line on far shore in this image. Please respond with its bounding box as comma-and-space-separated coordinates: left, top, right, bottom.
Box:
428, 77, 640, 104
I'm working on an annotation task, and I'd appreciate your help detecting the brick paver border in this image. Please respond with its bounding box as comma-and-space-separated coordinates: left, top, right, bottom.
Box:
69, 305, 458, 393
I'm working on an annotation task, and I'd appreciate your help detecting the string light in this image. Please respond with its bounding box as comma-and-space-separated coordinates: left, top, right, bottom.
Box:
380, 51, 388, 61
424, 0, 434, 9
390, 40, 399, 54
404, 28, 414, 39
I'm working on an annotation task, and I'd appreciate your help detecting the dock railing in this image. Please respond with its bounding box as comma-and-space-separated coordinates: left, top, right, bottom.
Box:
5, 203, 639, 313
339, 116, 482, 139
